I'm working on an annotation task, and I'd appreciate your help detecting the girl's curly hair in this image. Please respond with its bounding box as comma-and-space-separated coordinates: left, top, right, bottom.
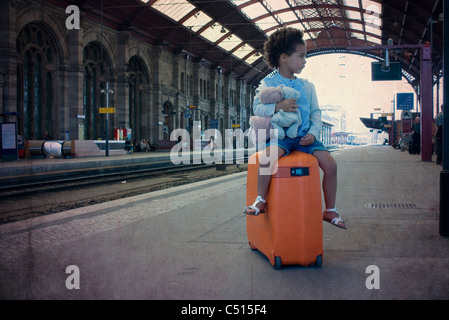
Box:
263, 27, 305, 69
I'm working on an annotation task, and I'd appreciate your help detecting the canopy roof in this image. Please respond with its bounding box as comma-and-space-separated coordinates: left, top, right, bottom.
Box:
61, 0, 444, 86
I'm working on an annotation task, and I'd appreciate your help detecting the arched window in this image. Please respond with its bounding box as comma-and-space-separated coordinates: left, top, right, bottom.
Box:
128, 56, 148, 140
83, 42, 110, 140
16, 23, 57, 140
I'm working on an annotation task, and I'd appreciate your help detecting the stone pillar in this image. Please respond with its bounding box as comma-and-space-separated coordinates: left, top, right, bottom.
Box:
67, 26, 84, 139
115, 31, 129, 130
223, 75, 230, 129
150, 46, 161, 144
244, 85, 253, 130
209, 68, 217, 119
192, 59, 200, 121
0, 0, 18, 121
172, 53, 180, 128
236, 79, 242, 127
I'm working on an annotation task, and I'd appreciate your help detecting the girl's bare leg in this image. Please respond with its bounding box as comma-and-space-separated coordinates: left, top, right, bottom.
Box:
257, 146, 286, 197
313, 150, 343, 225
245, 146, 285, 214
313, 151, 337, 208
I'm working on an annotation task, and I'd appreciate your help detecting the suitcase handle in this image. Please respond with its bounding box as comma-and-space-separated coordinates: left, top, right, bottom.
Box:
272, 167, 310, 178
290, 167, 309, 176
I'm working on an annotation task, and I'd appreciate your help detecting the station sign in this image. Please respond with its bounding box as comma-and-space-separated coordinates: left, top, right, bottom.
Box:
396, 93, 414, 110
99, 107, 115, 113
371, 61, 402, 81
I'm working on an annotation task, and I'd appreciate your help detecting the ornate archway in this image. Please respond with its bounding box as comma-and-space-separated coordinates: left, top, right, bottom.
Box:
16, 22, 59, 140
128, 55, 149, 141
82, 41, 112, 140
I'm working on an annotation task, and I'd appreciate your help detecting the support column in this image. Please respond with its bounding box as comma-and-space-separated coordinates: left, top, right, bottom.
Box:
223, 75, 230, 129
439, 0, 449, 237
192, 59, 200, 114
172, 54, 181, 129
150, 46, 161, 144
209, 68, 217, 119
420, 42, 433, 161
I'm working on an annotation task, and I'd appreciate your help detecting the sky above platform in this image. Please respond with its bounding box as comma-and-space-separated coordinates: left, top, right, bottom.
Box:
299, 53, 441, 133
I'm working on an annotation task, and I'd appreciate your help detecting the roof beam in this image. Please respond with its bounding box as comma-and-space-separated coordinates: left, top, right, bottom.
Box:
358, 0, 368, 44
336, 0, 353, 47
263, 17, 381, 40
251, 3, 375, 22
284, 0, 319, 49
311, 0, 336, 49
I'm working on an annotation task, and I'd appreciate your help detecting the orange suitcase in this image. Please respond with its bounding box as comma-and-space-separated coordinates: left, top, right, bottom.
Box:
246, 150, 323, 269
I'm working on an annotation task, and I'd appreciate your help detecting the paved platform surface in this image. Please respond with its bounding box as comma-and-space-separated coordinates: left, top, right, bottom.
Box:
0, 145, 448, 300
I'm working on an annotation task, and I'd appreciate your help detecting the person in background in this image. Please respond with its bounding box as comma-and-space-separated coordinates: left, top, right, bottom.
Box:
410, 116, 421, 155
139, 138, 150, 152
124, 137, 133, 154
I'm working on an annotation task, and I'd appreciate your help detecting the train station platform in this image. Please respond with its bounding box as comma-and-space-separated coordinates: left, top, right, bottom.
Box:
0, 150, 193, 184
0, 148, 249, 186
0, 145, 448, 302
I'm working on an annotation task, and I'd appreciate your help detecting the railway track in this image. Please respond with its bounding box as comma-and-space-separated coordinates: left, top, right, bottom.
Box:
0, 146, 341, 224
0, 150, 250, 195
0, 161, 212, 197
0, 157, 249, 224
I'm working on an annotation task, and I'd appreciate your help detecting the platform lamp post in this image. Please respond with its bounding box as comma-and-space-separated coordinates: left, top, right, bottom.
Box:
440, 0, 449, 237
101, 82, 114, 157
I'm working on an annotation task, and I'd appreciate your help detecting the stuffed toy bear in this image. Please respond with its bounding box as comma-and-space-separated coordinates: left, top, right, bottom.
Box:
249, 85, 301, 141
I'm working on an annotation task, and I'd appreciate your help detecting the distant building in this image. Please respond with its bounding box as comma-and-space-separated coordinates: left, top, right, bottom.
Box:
321, 105, 347, 132
331, 131, 350, 145
331, 131, 369, 145
321, 113, 334, 146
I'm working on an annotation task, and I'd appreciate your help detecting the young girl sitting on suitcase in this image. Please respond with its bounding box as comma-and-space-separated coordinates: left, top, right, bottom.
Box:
243, 27, 346, 229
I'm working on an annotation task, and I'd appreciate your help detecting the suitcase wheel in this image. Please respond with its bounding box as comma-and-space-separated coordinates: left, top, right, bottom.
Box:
274, 257, 282, 270
274, 255, 322, 269
315, 255, 322, 268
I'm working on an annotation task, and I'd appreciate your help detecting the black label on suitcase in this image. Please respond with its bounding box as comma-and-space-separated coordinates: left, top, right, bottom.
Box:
290, 167, 309, 176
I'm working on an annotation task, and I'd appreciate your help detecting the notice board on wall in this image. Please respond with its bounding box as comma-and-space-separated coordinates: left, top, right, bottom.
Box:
1, 122, 18, 161
396, 93, 414, 110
